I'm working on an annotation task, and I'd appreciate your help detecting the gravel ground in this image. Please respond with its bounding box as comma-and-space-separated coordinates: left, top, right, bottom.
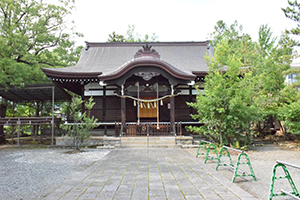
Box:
0, 147, 110, 200
188, 144, 300, 200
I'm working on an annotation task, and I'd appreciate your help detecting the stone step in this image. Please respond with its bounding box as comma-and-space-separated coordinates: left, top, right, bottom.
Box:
116, 136, 176, 148
121, 136, 175, 141
89, 130, 116, 136
115, 144, 177, 148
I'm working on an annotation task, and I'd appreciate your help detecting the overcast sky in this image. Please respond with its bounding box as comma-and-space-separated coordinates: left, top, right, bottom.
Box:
71, 0, 295, 46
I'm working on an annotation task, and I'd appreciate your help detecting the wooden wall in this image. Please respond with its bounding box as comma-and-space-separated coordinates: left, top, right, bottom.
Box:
85, 95, 196, 123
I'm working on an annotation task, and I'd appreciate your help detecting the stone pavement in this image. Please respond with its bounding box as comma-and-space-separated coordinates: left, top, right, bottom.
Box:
44, 148, 258, 200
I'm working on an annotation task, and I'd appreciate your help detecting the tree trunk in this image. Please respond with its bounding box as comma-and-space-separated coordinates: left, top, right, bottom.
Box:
219, 125, 223, 145
246, 122, 252, 145
279, 121, 288, 140
0, 99, 7, 144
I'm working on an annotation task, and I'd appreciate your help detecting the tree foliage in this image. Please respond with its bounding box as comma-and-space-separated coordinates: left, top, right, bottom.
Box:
282, 0, 300, 36
108, 24, 158, 42
188, 20, 296, 146
0, 0, 82, 87
188, 39, 260, 146
277, 0, 300, 135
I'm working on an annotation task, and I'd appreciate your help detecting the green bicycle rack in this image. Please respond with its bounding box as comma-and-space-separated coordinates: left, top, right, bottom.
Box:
216, 146, 256, 183
204, 143, 219, 164
269, 160, 300, 200
196, 141, 208, 157
216, 146, 233, 170
232, 152, 257, 182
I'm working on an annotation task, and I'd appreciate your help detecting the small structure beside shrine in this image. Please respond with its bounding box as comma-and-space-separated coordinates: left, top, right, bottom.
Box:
42, 41, 212, 147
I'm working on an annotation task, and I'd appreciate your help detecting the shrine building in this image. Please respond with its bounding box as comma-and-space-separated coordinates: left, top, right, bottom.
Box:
42, 41, 212, 137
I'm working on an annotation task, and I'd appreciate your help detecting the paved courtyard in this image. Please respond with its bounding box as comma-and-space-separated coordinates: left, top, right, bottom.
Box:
44, 148, 258, 200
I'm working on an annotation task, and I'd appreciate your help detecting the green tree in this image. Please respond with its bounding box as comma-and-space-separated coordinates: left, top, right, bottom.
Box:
189, 20, 295, 146
209, 20, 244, 50
107, 24, 158, 42
255, 31, 295, 137
211, 21, 295, 137
0, 0, 82, 143
0, 0, 82, 86
282, 0, 300, 37
209, 20, 259, 67
258, 24, 276, 58
61, 96, 98, 150
188, 39, 259, 146
277, 86, 300, 135
279, 0, 300, 136
108, 31, 126, 42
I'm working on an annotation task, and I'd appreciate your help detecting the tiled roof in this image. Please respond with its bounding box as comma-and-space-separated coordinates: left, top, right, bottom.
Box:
42, 41, 212, 80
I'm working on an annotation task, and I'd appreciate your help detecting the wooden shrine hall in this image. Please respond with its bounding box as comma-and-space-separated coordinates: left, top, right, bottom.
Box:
42, 41, 212, 137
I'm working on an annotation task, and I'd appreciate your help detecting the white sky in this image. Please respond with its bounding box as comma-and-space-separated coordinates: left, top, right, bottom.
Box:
71, 0, 295, 46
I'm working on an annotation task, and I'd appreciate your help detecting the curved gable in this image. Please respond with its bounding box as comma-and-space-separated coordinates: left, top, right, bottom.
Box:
99, 56, 196, 82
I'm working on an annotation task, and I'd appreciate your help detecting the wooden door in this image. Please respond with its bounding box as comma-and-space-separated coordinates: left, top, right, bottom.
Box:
139, 97, 157, 118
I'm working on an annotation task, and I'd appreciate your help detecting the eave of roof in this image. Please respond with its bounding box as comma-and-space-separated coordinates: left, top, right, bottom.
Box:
41, 68, 101, 79
0, 84, 71, 102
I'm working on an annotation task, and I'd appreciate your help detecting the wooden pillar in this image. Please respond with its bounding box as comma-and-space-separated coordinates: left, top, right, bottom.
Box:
102, 86, 107, 136
0, 99, 7, 144
103, 86, 106, 121
170, 96, 176, 135
51, 86, 54, 146
156, 83, 159, 129
121, 97, 126, 135
137, 82, 140, 125
81, 85, 85, 113
189, 85, 193, 115
17, 118, 20, 146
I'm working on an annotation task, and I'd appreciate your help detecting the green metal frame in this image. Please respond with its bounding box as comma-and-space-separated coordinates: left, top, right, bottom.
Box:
196, 141, 208, 157
269, 163, 300, 200
232, 152, 257, 182
204, 143, 219, 164
216, 147, 233, 170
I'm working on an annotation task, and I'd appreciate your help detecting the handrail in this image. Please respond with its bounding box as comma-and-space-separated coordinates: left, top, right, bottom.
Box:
277, 160, 300, 170
222, 145, 244, 153
281, 189, 300, 200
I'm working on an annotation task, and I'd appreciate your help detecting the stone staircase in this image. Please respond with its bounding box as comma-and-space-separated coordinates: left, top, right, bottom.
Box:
116, 136, 177, 148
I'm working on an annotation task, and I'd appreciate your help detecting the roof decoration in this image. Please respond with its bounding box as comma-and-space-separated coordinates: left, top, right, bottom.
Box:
134, 72, 160, 81
134, 44, 160, 59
